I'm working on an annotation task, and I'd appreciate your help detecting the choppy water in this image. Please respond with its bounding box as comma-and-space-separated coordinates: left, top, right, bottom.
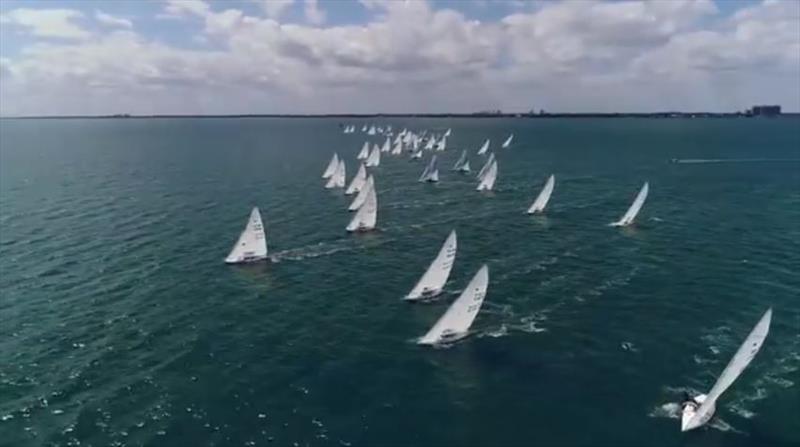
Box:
1, 117, 798, 447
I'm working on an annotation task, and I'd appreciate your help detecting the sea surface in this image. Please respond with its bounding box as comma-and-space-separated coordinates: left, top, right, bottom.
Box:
1, 117, 798, 447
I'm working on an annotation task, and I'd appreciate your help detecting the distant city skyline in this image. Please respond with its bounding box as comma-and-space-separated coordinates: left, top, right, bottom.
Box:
1, 0, 798, 116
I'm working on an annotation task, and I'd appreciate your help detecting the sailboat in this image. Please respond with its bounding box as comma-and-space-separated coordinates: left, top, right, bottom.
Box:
368, 125, 376, 136
443, 128, 452, 137
366, 145, 381, 167
348, 175, 374, 211
501, 134, 514, 148
391, 139, 403, 155
381, 137, 391, 153
476, 160, 497, 191
417, 265, 489, 345
346, 163, 367, 195
405, 230, 457, 300
322, 153, 339, 179
325, 159, 346, 189
610, 182, 649, 227
477, 139, 490, 155
527, 175, 555, 214
424, 137, 435, 151
224, 207, 268, 264
476, 152, 496, 180
410, 150, 423, 160
346, 177, 377, 232
452, 150, 470, 173
681, 308, 772, 432
435, 136, 447, 152
357, 142, 370, 160
361, 124, 367, 133
419, 155, 439, 182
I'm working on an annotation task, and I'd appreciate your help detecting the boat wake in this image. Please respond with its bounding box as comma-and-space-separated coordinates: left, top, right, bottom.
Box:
269, 241, 355, 262
673, 158, 800, 164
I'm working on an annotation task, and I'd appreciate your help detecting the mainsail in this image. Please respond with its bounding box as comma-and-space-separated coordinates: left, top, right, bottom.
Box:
527, 175, 555, 214
346, 178, 377, 232
476, 160, 497, 191
357, 142, 370, 160
417, 265, 489, 345
405, 230, 457, 300
325, 159, 346, 189
391, 139, 403, 155
322, 153, 339, 179
477, 152, 495, 180
681, 308, 772, 431
366, 145, 381, 167
348, 175, 374, 211
502, 134, 514, 148
381, 137, 391, 153
419, 155, 439, 182
435, 136, 447, 152
346, 163, 367, 195
610, 182, 649, 227
225, 207, 268, 264
453, 150, 470, 172
477, 139, 490, 155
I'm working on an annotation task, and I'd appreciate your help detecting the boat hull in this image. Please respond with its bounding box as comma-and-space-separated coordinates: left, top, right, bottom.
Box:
681, 394, 711, 432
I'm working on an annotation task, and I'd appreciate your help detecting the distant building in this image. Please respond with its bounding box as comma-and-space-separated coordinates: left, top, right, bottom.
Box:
751, 105, 781, 116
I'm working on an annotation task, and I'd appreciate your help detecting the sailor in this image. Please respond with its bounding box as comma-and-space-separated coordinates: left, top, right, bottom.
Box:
681, 392, 697, 409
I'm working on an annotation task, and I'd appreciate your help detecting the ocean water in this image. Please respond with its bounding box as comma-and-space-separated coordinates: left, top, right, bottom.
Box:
1, 117, 798, 447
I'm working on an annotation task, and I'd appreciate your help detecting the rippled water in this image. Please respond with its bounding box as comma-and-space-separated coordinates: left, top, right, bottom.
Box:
1, 117, 798, 447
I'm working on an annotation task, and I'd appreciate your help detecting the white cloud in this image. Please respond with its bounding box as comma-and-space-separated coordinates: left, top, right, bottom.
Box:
1, 0, 798, 115
0, 8, 90, 40
253, 0, 295, 19
94, 10, 133, 29
304, 0, 326, 25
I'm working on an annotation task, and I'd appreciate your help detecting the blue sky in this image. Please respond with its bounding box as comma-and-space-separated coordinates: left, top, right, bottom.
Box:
1, 0, 798, 115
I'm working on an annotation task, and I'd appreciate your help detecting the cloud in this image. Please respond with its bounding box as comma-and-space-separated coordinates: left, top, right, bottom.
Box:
253, 0, 295, 19
304, 0, 326, 25
94, 10, 133, 28
1, 0, 798, 115
0, 8, 90, 40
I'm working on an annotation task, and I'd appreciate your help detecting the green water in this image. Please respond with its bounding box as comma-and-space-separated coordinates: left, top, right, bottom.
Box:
1, 117, 798, 447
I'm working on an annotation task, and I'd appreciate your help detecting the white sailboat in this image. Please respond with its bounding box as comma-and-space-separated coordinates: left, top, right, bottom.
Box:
501, 134, 514, 148
453, 150, 470, 173
476, 160, 497, 191
346, 177, 377, 232
322, 153, 339, 179
361, 124, 367, 133
405, 230, 457, 300
346, 163, 367, 195
417, 265, 489, 345
476, 152, 496, 180
411, 150, 423, 160
443, 128, 452, 138
424, 137, 435, 151
391, 139, 403, 155
477, 139, 490, 155
348, 175, 374, 211
224, 207, 268, 264
325, 159, 346, 189
366, 145, 381, 167
527, 175, 555, 214
368, 125, 376, 135
419, 155, 439, 182
357, 142, 370, 160
435, 136, 447, 152
681, 308, 772, 432
610, 182, 649, 227
381, 137, 391, 153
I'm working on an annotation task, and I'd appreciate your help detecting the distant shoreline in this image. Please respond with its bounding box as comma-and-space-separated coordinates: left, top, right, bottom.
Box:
2, 112, 797, 119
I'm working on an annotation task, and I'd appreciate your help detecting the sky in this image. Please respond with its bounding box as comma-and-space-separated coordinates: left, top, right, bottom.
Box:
0, 0, 798, 116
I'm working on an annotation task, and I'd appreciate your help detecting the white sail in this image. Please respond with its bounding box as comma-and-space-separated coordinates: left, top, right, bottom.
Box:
391, 139, 403, 155
476, 152, 495, 180
477, 139, 490, 155
225, 207, 268, 264
501, 134, 514, 148
411, 150, 423, 159
346, 177, 377, 232
460, 160, 470, 172
357, 142, 370, 160
424, 137, 435, 151
453, 150, 468, 171
527, 175, 555, 214
322, 153, 339, 179
405, 230, 457, 300
435, 136, 447, 152
476, 160, 497, 191
348, 175, 374, 211
361, 124, 367, 132
610, 182, 649, 227
681, 308, 772, 432
346, 163, 367, 195
366, 146, 381, 167
443, 128, 451, 137
417, 265, 489, 345
381, 137, 391, 153
368, 125, 376, 135
419, 155, 439, 182
324, 159, 346, 188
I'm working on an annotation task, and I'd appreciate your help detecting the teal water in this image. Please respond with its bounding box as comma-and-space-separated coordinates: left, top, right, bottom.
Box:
1, 117, 798, 447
